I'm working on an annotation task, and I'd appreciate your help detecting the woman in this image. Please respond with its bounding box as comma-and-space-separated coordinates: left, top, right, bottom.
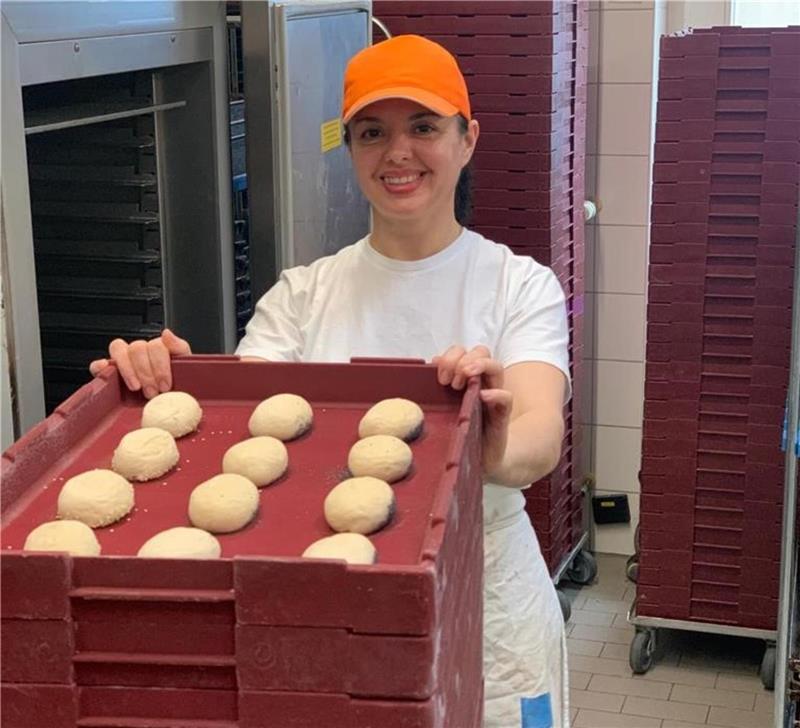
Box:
91, 34, 570, 727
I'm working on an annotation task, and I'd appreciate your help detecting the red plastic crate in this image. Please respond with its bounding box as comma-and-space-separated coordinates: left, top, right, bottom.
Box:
1, 358, 484, 727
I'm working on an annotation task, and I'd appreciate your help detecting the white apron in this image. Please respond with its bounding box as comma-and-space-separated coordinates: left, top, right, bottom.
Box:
483, 509, 569, 728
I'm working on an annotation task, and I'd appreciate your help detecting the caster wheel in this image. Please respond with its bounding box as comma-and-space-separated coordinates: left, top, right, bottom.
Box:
557, 589, 572, 623
566, 550, 598, 585
630, 629, 656, 674
626, 555, 639, 583
760, 644, 776, 691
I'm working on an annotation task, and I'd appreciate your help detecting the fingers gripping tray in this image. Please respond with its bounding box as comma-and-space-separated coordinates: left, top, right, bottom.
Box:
1, 357, 484, 728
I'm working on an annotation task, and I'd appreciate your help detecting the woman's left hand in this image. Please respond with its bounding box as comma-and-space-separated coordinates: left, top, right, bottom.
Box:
432, 345, 513, 480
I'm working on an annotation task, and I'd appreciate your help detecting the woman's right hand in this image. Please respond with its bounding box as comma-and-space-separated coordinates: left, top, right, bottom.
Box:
89, 328, 192, 399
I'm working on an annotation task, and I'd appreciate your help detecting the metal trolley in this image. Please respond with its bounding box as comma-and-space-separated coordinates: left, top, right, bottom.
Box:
774, 194, 799, 728
554, 478, 598, 624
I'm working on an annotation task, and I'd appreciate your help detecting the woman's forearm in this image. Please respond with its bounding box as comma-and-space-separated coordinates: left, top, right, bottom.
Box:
489, 410, 565, 488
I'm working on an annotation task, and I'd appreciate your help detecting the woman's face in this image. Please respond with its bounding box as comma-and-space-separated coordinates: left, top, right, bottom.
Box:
348, 98, 479, 224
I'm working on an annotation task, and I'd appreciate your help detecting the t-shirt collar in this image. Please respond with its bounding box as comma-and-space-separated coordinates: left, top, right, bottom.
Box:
361, 227, 473, 272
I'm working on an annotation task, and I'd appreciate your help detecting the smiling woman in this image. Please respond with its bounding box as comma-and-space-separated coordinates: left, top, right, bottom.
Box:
345, 101, 478, 260
90, 33, 571, 728
345, 111, 474, 226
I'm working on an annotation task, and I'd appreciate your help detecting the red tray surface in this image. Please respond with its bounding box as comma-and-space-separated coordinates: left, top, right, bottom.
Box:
2, 357, 466, 567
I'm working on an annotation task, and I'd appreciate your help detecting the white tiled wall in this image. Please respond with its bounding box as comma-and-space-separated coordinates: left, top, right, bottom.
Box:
583, 1, 661, 555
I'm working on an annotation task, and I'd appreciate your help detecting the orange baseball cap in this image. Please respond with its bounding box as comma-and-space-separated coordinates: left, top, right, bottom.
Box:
342, 34, 471, 123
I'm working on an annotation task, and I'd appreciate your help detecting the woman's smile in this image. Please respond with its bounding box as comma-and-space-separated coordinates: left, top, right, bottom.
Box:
380, 170, 427, 195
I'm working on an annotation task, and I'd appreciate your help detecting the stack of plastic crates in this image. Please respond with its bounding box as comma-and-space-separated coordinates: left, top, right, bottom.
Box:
372, 1, 594, 613
633, 25, 800, 685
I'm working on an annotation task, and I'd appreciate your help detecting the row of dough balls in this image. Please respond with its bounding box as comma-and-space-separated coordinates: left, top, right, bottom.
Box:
302, 398, 425, 565
138, 389, 422, 447
145, 389, 313, 443
24, 520, 221, 559
186, 394, 312, 533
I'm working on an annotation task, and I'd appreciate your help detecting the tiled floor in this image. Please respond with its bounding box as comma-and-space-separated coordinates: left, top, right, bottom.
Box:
562, 554, 775, 728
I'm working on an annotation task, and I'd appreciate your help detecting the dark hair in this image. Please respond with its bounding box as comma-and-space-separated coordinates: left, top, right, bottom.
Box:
454, 114, 473, 226
343, 113, 474, 226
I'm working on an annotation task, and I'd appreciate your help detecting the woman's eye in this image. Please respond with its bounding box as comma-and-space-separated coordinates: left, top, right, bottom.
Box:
360, 128, 382, 140
414, 123, 435, 134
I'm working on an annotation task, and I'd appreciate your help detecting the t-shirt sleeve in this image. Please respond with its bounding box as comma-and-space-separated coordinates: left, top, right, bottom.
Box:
495, 262, 571, 398
234, 271, 305, 362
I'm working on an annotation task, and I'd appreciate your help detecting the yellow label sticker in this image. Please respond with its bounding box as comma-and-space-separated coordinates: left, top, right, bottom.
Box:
320, 118, 342, 153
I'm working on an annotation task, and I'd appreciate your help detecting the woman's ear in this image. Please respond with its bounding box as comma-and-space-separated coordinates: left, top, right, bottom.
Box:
462, 118, 480, 164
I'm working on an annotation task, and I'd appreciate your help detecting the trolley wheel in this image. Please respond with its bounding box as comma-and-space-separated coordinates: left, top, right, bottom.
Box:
760, 644, 776, 691
626, 555, 639, 583
557, 589, 572, 623
630, 629, 656, 674
566, 549, 598, 585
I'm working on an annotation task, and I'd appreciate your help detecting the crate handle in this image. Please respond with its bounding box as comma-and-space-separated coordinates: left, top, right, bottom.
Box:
349, 357, 427, 365
174, 354, 241, 362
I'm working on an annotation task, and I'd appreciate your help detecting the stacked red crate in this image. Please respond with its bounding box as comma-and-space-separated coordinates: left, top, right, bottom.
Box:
372, 0, 588, 574
1, 361, 484, 728
639, 26, 799, 630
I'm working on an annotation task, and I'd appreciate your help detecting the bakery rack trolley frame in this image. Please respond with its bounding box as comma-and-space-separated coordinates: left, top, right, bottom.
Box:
775, 187, 799, 728
553, 476, 598, 624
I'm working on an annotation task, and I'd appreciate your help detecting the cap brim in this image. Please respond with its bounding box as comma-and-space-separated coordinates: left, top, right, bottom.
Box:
343, 86, 460, 123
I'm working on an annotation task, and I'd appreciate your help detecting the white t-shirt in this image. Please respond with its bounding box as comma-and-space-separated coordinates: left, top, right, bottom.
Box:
236, 228, 570, 525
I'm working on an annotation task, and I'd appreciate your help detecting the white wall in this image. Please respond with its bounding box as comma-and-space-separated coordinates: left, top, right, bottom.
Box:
666, 0, 731, 32
583, 0, 661, 555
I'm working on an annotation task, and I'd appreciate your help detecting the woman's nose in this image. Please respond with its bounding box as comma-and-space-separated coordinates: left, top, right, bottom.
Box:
384, 133, 412, 163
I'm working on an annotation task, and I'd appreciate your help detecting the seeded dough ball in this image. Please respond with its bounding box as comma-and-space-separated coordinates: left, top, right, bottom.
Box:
248, 393, 313, 441
358, 398, 424, 441
137, 527, 221, 559
188, 473, 259, 533
112, 427, 179, 482
57, 469, 134, 527
302, 533, 377, 565
24, 520, 101, 556
222, 436, 288, 487
324, 476, 395, 535
141, 391, 202, 438
348, 435, 412, 483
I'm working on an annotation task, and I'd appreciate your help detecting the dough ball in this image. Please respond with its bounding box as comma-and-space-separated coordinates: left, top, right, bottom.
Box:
302, 533, 376, 565
222, 436, 288, 487
358, 398, 424, 441
324, 476, 395, 535
24, 520, 101, 556
141, 391, 202, 438
348, 435, 412, 483
112, 427, 179, 482
188, 473, 259, 533
57, 469, 134, 527
248, 393, 313, 441
137, 527, 221, 559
